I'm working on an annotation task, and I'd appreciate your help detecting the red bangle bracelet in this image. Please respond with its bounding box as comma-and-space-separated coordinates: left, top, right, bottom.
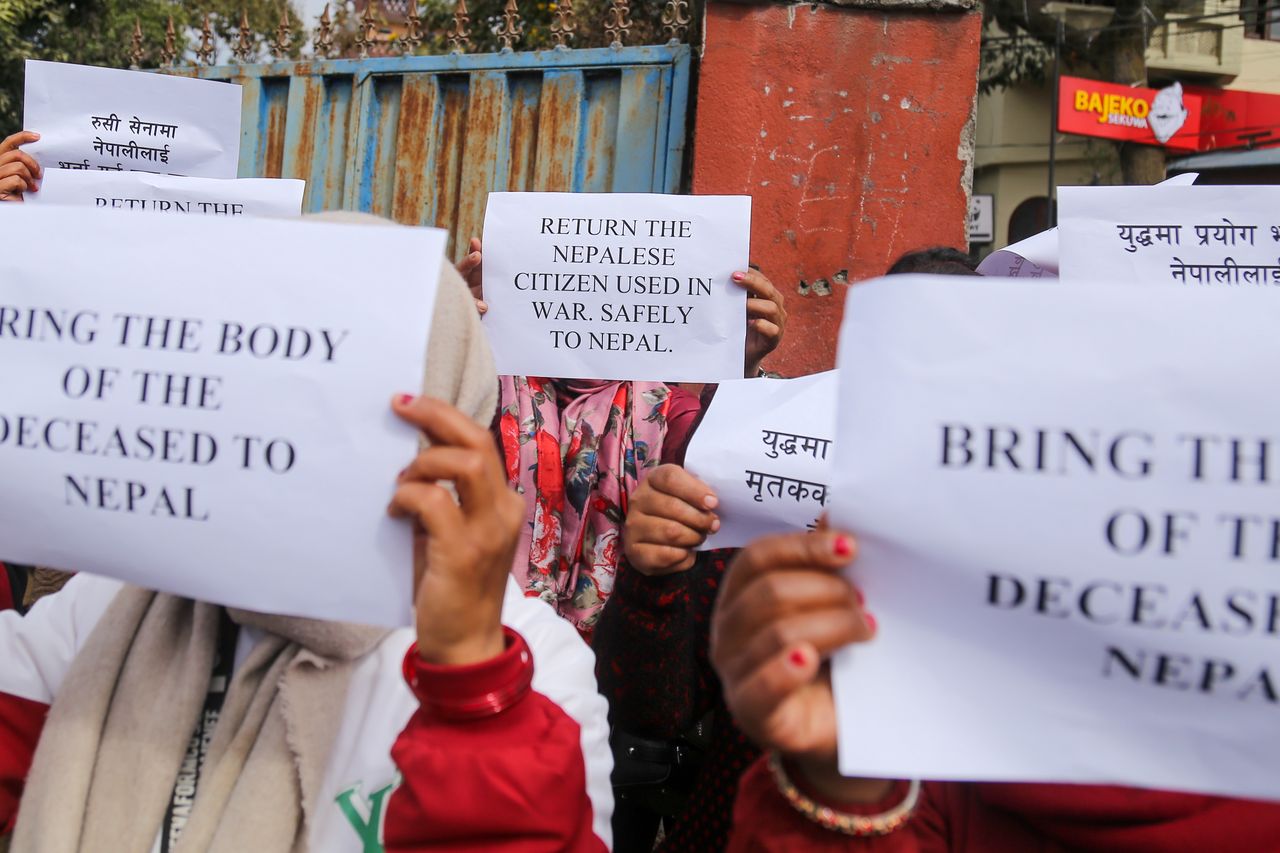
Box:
402, 629, 534, 722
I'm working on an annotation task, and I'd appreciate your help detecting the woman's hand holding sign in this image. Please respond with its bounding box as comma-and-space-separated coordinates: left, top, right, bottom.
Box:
736, 267, 786, 377
622, 464, 721, 576
456, 236, 487, 315
389, 394, 524, 667
0, 131, 41, 202
711, 528, 892, 804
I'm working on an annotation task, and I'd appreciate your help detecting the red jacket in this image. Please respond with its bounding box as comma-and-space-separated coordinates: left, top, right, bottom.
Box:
0, 564, 17, 613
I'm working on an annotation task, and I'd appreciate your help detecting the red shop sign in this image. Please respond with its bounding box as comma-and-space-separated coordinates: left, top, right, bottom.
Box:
1058, 76, 1202, 151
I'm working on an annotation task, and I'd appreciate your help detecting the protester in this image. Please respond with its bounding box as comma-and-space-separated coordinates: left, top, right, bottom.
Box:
884, 246, 977, 276
457, 240, 786, 640
0, 244, 613, 852
0, 132, 39, 202
594, 466, 749, 852
712, 527, 1280, 850
1, 129, 46, 615
594, 252, 975, 851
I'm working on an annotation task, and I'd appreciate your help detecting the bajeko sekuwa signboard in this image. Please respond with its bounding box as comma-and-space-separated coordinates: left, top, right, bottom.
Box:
1058, 75, 1202, 150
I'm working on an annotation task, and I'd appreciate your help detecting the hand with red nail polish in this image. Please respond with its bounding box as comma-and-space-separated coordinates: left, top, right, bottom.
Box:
710, 528, 889, 802
388, 394, 525, 666
621, 463, 721, 576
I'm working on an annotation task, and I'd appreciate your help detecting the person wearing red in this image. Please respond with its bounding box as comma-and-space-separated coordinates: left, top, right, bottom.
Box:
456, 239, 786, 641
711, 528, 1280, 851
594, 465, 757, 852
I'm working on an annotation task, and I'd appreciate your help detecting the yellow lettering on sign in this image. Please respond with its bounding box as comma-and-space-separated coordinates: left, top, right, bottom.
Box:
1069, 81, 1160, 130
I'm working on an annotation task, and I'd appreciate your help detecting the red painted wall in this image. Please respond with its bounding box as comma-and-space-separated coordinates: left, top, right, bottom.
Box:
692, 2, 982, 376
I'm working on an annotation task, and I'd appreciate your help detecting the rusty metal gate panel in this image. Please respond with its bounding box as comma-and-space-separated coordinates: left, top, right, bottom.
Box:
168, 46, 691, 257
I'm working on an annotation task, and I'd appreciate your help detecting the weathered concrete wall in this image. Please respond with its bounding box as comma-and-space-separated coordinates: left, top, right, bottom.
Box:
691, 1, 982, 376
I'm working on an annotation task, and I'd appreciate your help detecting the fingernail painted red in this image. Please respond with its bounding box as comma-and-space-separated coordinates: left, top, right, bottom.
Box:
834, 536, 852, 557
789, 649, 807, 668
396, 394, 415, 406
732, 272, 745, 281
864, 612, 877, 633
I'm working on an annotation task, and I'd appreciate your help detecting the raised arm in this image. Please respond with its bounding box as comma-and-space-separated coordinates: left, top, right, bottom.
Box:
383, 394, 608, 851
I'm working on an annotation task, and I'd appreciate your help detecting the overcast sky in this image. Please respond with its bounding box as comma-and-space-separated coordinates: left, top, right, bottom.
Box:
298, 0, 342, 25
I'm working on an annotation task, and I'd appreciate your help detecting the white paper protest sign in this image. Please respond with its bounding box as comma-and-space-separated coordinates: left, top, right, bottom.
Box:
29, 170, 304, 217
481, 192, 750, 382
0, 205, 445, 627
977, 173, 1198, 279
23, 60, 242, 177
1059, 184, 1280, 287
830, 275, 1280, 801
974, 227, 1060, 279
685, 372, 836, 549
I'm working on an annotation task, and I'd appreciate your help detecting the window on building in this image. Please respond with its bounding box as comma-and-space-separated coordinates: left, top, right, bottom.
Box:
1244, 0, 1280, 40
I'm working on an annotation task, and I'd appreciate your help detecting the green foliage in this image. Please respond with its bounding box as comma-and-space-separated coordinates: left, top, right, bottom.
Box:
0, 0, 64, 128
978, 0, 1192, 183
415, 0, 673, 53
183, 0, 305, 62
0, 0, 302, 133
327, 0, 679, 57
978, 33, 1053, 95
0, 0, 678, 131
978, 0, 1196, 93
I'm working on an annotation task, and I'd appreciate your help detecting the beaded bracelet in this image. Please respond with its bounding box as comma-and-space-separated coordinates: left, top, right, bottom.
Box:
767, 752, 921, 837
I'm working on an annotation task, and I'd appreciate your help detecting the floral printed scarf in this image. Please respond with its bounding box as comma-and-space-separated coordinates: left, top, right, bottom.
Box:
499, 377, 672, 637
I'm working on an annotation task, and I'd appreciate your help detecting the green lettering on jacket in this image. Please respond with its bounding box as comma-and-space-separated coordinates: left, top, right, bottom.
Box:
336, 781, 395, 853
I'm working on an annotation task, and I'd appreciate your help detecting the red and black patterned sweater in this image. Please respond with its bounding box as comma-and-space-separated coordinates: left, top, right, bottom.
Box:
595, 551, 759, 852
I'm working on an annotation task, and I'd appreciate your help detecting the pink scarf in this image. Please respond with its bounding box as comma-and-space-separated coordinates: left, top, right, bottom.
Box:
499, 377, 672, 637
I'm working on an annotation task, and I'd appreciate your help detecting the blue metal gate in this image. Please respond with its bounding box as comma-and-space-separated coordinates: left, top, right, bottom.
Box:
169, 44, 692, 256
